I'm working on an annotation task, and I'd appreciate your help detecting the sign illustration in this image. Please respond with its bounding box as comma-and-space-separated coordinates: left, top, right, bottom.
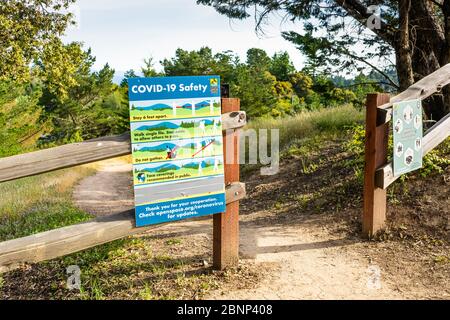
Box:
393, 99, 423, 176
128, 76, 226, 227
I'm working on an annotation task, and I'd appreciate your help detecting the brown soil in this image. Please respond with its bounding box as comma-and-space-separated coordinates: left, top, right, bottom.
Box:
75, 139, 449, 299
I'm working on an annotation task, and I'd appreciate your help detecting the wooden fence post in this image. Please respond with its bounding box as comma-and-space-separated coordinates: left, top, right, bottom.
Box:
363, 93, 390, 238
213, 98, 240, 270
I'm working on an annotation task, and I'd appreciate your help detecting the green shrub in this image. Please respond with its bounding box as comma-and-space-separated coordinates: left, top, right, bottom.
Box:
344, 124, 450, 181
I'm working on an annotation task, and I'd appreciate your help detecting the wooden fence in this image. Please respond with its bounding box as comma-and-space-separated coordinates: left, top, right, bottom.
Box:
363, 64, 450, 237
1, 69, 449, 271
0, 98, 246, 273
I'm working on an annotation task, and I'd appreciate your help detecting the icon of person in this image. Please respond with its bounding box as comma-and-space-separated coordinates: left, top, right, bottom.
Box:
166, 145, 172, 159
196, 141, 202, 157
394, 119, 402, 133
213, 157, 219, 172
405, 155, 413, 165
212, 119, 219, 134
198, 120, 206, 135
415, 138, 422, 150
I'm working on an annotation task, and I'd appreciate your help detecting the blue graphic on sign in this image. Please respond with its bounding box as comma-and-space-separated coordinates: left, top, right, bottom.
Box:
135, 193, 226, 227
128, 75, 220, 101
128, 75, 225, 227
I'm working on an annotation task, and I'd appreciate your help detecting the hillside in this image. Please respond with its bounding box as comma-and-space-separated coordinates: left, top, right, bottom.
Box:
0, 106, 448, 299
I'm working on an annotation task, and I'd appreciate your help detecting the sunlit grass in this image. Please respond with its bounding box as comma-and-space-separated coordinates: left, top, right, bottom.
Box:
0, 163, 100, 241
247, 104, 365, 151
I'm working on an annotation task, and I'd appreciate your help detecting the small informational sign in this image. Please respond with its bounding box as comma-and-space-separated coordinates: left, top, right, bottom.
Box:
128, 76, 226, 227
393, 99, 423, 176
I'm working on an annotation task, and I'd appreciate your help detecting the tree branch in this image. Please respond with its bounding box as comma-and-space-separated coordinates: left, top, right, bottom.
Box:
334, 0, 396, 46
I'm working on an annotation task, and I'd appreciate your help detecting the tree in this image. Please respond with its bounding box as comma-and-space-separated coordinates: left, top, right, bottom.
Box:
38, 42, 128, 142
246, 48, 271, 72
197, 0, 450, 120
0, 81, 49, 156
120, 69, 138, 88
269, 52, 296, 82
233, 65, 278, 118
0, 0, 75, 82
161, 47, 238, 84
289, 71, 314, 104
141, 57, 160, 77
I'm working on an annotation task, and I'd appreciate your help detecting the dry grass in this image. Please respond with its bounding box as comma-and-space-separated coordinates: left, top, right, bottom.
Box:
247, 104, 364, 151
0, 160, 106, 241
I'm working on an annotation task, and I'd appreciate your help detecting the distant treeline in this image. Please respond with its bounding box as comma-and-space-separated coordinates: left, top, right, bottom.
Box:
0, 0, 395, 157
0, 45, 395, 158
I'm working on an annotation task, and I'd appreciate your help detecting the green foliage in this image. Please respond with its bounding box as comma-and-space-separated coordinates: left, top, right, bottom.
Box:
344, 125, 450, 182
0, 166, 95, 241
38, 42, 129, 143
248, 104, 364, 152
269, 52, 296, 82
161, 47, 237, 82
232, 68, 278, 118
198, 0, 399, 88
141, 57, 161, 78
342, 124, 366, 180
0, 1, 396, 157
0, 204, 91, 241
0, 0, 76, 82
420, 139, 450, 177
120, 69, 138, 88
0, 81, 49, 157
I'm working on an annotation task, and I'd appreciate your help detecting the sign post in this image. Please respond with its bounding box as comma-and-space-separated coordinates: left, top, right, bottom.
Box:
214, 98, 240, 270
128, 76, 227, 227
363, 93, 390, 238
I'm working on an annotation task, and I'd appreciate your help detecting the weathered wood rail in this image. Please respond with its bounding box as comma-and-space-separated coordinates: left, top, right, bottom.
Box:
376, 112, 450, 189
0, 111, 246, 183
0, 99, 246, 273
363, 64, 450, 237
0, 183, 246, 273
377, 63, 450, 123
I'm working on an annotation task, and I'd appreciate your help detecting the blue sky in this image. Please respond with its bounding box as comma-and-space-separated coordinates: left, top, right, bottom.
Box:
63, 0, 305, 77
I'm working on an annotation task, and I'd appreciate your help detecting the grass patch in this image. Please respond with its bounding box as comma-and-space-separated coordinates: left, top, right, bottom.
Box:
0, 164, 97, 241
248, 104, 364, 152
241, 105, 364, 175
1, 234, 263, 300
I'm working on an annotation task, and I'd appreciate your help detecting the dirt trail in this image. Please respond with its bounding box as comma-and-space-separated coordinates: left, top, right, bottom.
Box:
73, 159, 134, 216
73, 158, 411, 299
209, 224, 403, 299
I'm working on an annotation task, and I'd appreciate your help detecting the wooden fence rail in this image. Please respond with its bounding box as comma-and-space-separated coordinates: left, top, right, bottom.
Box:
363, 64, 450, 237
377, 63, 450, 123
0, 182, 246, 273
376, 112, 450, 189
0, 99, 246, 273
0, 111, 247, 183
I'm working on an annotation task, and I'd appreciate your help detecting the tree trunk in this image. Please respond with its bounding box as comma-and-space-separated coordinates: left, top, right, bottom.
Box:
399, 0, 450, 120
396, 0, 414, 90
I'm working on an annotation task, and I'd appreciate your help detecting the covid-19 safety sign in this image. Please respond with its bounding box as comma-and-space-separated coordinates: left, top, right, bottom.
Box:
128, 76, 226, 227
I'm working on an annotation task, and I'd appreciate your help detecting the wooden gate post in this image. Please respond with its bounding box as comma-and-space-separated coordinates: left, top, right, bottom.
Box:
363, 93, 390, 238
213, 98, 240, 270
